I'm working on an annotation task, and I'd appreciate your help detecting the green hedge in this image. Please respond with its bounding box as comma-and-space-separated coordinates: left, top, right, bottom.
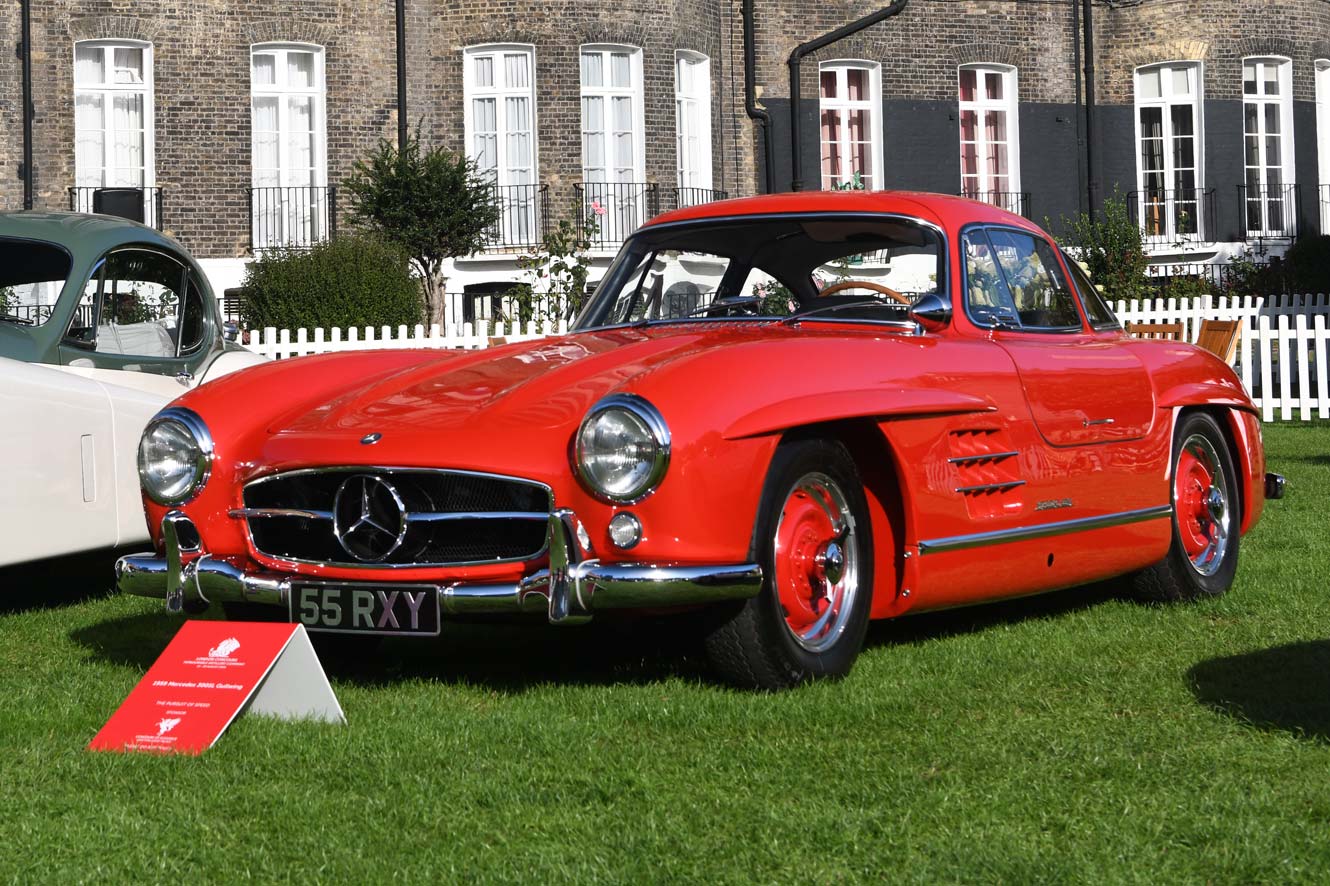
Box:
239, 235, 423, 331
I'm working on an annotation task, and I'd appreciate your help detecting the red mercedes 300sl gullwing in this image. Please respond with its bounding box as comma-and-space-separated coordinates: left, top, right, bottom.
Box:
118, 191, 1284, 688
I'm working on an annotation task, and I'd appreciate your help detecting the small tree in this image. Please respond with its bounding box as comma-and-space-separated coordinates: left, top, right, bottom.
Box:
1051, 191, 1151, 303
342, 130, 501, 322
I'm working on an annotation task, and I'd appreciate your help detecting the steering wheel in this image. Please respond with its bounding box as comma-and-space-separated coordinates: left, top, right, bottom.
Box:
816, 279, 911, 305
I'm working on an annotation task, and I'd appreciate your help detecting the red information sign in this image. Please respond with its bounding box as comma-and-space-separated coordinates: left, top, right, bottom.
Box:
89, 620, 344, 755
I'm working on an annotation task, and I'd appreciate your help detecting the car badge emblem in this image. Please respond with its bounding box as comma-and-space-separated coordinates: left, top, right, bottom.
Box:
361, 433, 382, 445
332, 474, 407, 562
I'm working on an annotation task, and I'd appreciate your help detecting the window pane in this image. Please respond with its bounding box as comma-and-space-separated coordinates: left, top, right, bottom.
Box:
584, 132, 605, 169
846, 69, 866, 101
960, 109, 977, 142
252, 53, 276, 87
288, 52, 315, 89
961, 141, 978, 177
580, 51, 602, 88
75, 45, 103, 85
1265, 64, 1280, 95
985, 71, 1003, 101
1265, 103, 1281, 135
505, 96, 528, 131
987, 110, 1006, 143
847, 109, 865, 142
1170, 105, 1194, 138
959, 68, 976, 102
1139, 68, 1161, 100
112, 48, 143, 84
1171, 66, 1190, 96
820, 70, 837, 99
505, 53, 529, 89
583, 95, 603, 130
75, 94, 105, 185
1243, 62, 1257, 95
473, 97, 496, 133
612, 96, 632, 131
475, 55, 494, 88
610, 52, 631, 88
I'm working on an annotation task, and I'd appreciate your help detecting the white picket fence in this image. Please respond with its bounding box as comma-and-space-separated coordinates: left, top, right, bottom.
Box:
1111, 293, 1330, 422
246, 294, 1330, 423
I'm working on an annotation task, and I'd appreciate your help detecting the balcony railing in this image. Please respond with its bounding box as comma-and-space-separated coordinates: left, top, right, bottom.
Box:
1128, 188, 1215, 246
249, 185, 337, 251
960, 190, 1031, 218
68, 186, 164, 230
673, 187, 729, 210
1240, 182, 1299, 240
575, 182, 661, 249
482, 184, 550, 251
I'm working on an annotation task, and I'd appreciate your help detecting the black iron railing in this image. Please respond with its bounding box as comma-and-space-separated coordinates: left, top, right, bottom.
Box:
1128, 188, 1215, 245
482, 184, 549, 251
1239, 182, 1299, 240
959, 190, 1031, 218
575, 182, 661, 248
68, 186, 164, 230
249, 185, 337, 251
673, 187, 729, 210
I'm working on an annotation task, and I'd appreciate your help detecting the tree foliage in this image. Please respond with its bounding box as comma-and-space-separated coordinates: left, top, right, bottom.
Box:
342, 130, 500, 322
1051, 192, 1150, 303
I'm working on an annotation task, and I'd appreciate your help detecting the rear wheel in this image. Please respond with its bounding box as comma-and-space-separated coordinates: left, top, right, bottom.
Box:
704, 439, 874, 689
1130, 412, 1240, 602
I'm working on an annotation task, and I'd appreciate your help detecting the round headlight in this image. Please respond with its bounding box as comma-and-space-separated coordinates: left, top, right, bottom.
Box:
575, 394, 670, 502
137, 407, 213, 506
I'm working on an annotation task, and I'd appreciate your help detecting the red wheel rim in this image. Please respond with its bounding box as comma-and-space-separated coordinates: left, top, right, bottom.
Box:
772, 472, 860, 652
1173, 433, 1231, 576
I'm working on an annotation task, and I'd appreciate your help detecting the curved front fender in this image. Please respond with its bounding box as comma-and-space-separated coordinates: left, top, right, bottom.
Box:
721, 388, 996, 440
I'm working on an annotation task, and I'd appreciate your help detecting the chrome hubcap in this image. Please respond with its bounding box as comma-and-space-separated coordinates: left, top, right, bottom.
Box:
1174, 433, 1231, 577
772, 472, 860, 653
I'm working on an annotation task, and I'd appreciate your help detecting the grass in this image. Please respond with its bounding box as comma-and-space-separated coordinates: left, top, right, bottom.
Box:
2, 422, 1329, 883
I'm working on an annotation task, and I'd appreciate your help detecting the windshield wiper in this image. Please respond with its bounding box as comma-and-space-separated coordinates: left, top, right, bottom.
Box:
0, 314, 32, 326
781, 298, 898, 325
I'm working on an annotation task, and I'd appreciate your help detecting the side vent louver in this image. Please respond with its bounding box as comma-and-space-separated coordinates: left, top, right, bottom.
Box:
947, 430, 1025, 520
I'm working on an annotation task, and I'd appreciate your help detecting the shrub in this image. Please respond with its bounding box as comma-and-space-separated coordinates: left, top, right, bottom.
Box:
239, 235, 423, 331
1050, 191, 1151, 303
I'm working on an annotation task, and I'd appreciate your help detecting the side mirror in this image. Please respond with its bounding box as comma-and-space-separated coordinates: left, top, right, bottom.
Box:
223, 320, 240, 342
908, 293, 952, 332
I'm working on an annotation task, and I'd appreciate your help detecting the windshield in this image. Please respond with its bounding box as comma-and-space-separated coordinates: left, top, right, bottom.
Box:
574, 214, 944, 329
0, 238, 73, 327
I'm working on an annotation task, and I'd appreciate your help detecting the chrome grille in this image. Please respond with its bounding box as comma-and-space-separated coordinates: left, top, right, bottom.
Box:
238, 468, 552, 567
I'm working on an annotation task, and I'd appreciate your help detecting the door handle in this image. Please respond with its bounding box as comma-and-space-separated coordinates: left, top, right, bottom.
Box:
1083, 417, 1115, 427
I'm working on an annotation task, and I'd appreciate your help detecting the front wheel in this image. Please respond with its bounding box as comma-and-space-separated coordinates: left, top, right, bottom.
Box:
704, 439, 875, 689
1130, 412, 1240, 602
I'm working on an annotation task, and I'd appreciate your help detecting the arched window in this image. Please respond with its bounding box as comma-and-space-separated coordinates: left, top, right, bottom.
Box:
958, 64, 1020, 211
464, 44, 538, 247
250, 43, 328, 248
1134, 62, 1203, 243
73, 40, 155, 223
580, 44, 645, 243
675, 51, 712, 200
1243, 56, 1296, 237
819, 60, 880, 190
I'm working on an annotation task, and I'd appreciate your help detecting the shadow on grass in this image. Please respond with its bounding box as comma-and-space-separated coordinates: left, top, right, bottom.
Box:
70, 579, 1124, 690
1188, 640, 1330, 743
0, 546, 136, 614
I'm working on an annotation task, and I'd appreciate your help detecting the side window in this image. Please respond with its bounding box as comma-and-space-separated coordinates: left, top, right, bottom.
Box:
963, 228, 1019, 326
985, 230, 1082, 329
1061, 251, 1121, 329
177, 272, 209, 355
69, 249, 186, 360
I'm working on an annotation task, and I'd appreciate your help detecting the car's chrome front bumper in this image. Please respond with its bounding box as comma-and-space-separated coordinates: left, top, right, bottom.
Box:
116, 510, 763, 625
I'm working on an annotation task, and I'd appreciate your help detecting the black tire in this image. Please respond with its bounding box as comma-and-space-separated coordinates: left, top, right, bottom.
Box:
1130, 412, 1241, 603
704, 438, 875, 689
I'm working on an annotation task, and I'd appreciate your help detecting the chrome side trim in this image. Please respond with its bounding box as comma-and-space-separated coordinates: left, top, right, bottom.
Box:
954, 480, 1026, 494
947, 450, 1019, 464
917, 504, 1172, 555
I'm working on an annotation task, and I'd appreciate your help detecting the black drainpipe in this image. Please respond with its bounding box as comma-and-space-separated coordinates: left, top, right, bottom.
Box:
742, 0, 775, 194
21, 0, 34, 208
395, 0, 408, 151
1072, 0, 1085, 217
788, 0, 909, 191
1081, 0, 1099, 212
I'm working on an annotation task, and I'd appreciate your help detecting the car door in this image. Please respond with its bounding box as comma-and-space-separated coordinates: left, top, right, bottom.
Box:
961, 225, 1156, 447
56, 246, 216, 399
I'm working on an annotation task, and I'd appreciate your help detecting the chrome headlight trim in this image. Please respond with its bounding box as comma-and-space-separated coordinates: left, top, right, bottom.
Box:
574, 393, 671, 504
138, 406, 214, 506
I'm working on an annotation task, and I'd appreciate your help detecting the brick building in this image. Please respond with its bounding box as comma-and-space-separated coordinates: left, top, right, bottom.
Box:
3, 0, 1330, 303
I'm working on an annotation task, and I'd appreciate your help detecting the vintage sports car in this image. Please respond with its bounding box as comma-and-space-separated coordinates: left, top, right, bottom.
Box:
117, 192, 1283, 688
0, 213, 264, 567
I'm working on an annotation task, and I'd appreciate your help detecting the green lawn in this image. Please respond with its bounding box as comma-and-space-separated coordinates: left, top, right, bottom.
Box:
2, 423, 1328, 883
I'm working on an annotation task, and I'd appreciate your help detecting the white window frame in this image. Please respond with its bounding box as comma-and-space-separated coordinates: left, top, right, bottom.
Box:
957, 63, 1021, 207
674, 51, 713, 199
464, 44, 540, 248
818, 60, 882, 190
72, 40, 155, 220
1316, 59, 1330, 233
580, 44, 645, 185
1132, 61, 1205, 245
580, 44, 646, 248
1243, 56, 1296, 238
250, 43, 329, 249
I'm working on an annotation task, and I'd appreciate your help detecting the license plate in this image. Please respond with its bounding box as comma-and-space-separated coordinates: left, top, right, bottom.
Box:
290, 583, 440, 636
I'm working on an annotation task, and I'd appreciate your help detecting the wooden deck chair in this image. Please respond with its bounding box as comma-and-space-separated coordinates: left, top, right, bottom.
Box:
1196, 318, 1241, 364
1126, 321, 1184, 341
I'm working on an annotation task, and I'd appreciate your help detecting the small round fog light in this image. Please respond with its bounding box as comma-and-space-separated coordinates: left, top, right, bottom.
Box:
608, 512, 643, 550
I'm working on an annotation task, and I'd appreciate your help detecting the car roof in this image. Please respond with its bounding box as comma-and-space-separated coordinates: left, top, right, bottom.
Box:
644, 190, 1040, 234
0, 211, 187, 255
